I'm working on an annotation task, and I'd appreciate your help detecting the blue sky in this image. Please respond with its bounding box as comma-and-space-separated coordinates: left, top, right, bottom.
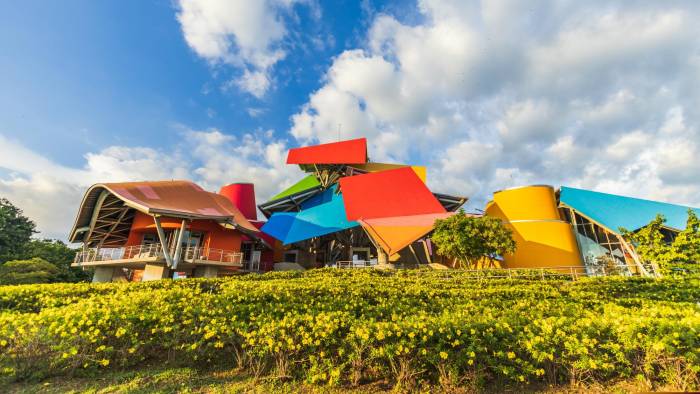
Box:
0, 0, 375, 166
1, 1, 700, 239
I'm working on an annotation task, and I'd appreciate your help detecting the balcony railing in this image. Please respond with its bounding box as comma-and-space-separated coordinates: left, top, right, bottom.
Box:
74, 244, 243, 266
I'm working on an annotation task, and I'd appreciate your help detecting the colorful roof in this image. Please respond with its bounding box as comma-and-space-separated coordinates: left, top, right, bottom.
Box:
286, 138, 368, 164
260, 186, 359, 245
339, 167, 446, 221
358, 212, 454, 256
559, 186, 700, 233
270, 175, 321, 201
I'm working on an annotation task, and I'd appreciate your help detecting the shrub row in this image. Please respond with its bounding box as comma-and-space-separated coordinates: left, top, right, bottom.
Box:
1, 270, 698, 391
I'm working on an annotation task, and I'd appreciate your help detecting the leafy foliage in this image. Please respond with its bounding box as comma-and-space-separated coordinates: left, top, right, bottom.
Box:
20, 239, 89, 282
672, 210, 700, 266
0, 198, 36, 264
1, 270, 697, 391
0, 258, 60, 285
0, 198, 89, 283
621, 210, 700, 275
432, 211, 516, 268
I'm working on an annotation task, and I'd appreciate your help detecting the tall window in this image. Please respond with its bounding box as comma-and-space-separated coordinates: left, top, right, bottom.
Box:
241, 242, 253, 262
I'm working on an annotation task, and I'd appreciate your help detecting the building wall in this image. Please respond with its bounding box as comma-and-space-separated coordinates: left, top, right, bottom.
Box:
486, 185, 584, 270
125, 212, 243, 253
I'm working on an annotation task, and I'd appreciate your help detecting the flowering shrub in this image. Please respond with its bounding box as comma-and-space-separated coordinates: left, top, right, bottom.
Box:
0, 270, 698, 390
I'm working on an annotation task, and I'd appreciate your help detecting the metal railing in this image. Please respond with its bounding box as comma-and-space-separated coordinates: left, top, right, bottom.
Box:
182, 246, 243, 265
74, 244, 243, 266
326, 262, 657, 279
331, 260, 377, 269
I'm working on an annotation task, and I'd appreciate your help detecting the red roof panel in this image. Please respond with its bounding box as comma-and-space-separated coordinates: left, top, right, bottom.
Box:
286, 138, 368, 164
339, 167, 446, 221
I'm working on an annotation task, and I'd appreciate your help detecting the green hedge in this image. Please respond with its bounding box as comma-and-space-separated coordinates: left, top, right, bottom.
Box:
1, 270, 698, 391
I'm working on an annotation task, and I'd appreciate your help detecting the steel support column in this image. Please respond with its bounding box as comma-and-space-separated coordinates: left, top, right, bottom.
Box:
171, 219, 188, 270
153, 216, 174, 267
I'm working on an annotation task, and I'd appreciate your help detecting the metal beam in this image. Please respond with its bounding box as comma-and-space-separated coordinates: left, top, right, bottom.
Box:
171, 219, 188, 270
97, 206, 131, 247
408, 244, 421, 264
153, 216, 173, 267
422, 240, 432, 264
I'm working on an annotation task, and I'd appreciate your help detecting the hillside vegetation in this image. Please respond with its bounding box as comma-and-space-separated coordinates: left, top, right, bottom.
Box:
1, 270, 698, 392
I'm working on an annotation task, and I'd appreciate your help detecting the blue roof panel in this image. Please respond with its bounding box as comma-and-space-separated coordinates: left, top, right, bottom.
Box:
261, 186, 358, 244
559, 186, 700, 233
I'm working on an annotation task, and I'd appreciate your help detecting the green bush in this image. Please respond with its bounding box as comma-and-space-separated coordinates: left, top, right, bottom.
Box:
0, 270, 698, 391
0, 258, 60, 285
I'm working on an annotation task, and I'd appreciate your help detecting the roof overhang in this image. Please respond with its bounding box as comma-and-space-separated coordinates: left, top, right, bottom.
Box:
70, 181, 260, 245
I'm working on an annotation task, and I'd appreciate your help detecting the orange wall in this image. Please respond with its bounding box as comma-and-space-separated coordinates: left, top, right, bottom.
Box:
125, 212, 242, 252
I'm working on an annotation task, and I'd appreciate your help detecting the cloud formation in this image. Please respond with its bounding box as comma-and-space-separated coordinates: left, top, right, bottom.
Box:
291, 0, 700, 208
176, 0, 303, 97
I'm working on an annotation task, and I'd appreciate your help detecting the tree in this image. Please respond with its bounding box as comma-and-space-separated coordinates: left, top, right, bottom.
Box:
620, 214, 674, 273
671, 209, 700, 265
22, 239, 90, 282
620, 211, 700, 275
0, 198, 36, 263
431, 211, 516, 269
0, 258, 60, 285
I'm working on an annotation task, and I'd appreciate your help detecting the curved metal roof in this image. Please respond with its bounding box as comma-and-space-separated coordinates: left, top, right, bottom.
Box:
69, 180, 259, 244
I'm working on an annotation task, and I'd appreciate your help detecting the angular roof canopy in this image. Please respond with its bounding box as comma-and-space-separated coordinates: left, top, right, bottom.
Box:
286, 137, 368, 165
258, 176, 324, 218
559, 186, 700, 233
260, 186, 359, 245
69, 180, 259, 246
270, 174, 321, 201
339, 167, 446, 221
359, 212, 454, 256
348, 163, 427, 182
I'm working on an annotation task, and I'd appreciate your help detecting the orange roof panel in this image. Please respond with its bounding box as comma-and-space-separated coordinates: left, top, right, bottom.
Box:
358, 212, 454, 256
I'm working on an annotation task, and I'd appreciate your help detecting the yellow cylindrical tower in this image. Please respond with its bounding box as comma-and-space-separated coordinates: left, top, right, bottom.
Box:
486, 185, 583, 270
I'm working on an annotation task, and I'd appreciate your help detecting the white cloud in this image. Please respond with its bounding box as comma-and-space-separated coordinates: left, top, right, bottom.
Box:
176, 0, 300, 97
290, 0, 700, 209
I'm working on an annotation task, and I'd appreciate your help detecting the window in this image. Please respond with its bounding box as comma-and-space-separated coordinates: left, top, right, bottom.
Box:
350, 247, 370, 262
241, 242, 253, 262
142, 233, 158, 245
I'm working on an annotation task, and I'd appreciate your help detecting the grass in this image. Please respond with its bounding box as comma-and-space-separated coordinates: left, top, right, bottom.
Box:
3, 365, 673, 394
3, 366, 390, 394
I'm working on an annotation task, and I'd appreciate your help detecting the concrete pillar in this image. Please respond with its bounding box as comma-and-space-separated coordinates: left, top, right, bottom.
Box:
377, 250, 388, 265
92, 266, 115, 283
142, 264, 170, 281
112, 268, 129, 283
193, 266, 219, 278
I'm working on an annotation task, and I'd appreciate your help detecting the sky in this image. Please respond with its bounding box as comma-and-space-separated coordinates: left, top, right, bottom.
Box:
1, 0, 700, 241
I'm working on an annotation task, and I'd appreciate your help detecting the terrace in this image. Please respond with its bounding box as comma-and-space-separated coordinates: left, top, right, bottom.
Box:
73, 244, 244, 269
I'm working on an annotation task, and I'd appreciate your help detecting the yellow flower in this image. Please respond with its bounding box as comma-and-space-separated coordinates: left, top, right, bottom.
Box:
439, 351, 448, 360
100, 359, 110, 367
507, 352, 516, 359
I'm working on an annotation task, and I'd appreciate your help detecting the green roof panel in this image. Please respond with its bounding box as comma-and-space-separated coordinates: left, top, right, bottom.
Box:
270, 175, 321, 201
